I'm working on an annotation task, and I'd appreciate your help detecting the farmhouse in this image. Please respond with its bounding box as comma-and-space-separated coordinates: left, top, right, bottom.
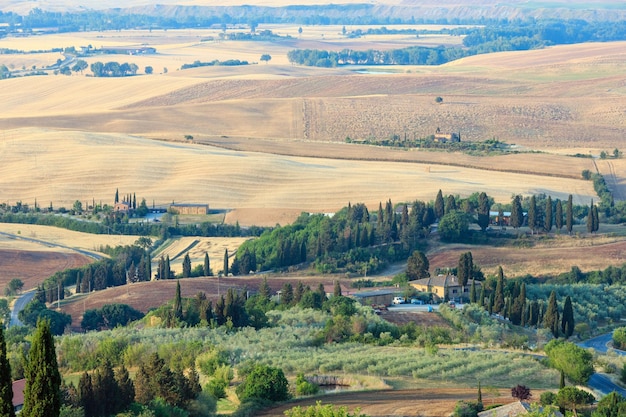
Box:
113, 202, 131, 213
169, 203, 209, 215
409, 274, 481, 302
433, 128, 460, 143
13, 378, 25, 413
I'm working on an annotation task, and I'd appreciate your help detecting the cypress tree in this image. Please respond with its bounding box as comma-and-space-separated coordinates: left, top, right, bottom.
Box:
587, 200, 594, 233
545, 196, 553, 232
173, 280, 183, 320
281, 283, 293, 305
555, 199, 563, 230
544, 290, 559, 338
203, 253, 211, 276
592, 205, 600, 233
115, 188, 119, 204
333, 280, 342, 297
469, 280, 476, 304
479, 283, 486, 307
477, 192, 490, 231
78, 372, 95, 417
223, 249, 229, 276
259, 277, 271, 301
115, 365, 135, 414
488, 292, 495, 315
528, 195, 537, 234
182, 253, 192, 278
561, 295, 575, 338
0, 326, 15, 417
294, 281, 305, 303
560, 370, 566, 389
22, 319, 62, 417
566, 194, 574, 234
457, 252, 473, 290
434, 190, 444, 219
494, 266, 505, 314
444, 195, 457, 214
511, 195, 524, 229
477, 381, 482, 405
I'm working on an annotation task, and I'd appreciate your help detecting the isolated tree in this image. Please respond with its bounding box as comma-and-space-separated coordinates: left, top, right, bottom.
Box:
555, 199, 563, 230
545, 196, 553, 232
0, 326, 14, 417
406, 250, 429, 280
182, 253, 192, 278
477, 192, 490, 231
260, 54, 272, 63
511, 385, 532, 401
561, 295, 575, 338
434, 189, 445, 219
115, 188, 119, 204
223, 249, 229, 276
556, 386, 594, 417
566, 194, 573, 234
21, 319, 62, 417
510, 195, 524, 229
527, 195, 538, 234
144, 66, 153, 74
592, 204, 599, 233
203, 252, 211, 276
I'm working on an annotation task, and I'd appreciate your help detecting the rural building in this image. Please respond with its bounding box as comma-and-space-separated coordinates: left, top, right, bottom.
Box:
352, 289, 395, 306
409, 274, 481, 302
113, 202, 131, 213
169, 203, 209, 215
13, 378, 25, 413
477, 401, 562, 417
490, 210, 512, 226
433, 128, 460, 143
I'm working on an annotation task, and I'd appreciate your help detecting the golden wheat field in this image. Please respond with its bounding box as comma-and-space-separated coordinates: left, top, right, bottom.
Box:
0, 28, 624, 227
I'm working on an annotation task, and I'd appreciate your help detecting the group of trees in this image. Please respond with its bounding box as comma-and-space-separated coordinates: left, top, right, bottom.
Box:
70, 361, 135, 416
90, 61, 139, 77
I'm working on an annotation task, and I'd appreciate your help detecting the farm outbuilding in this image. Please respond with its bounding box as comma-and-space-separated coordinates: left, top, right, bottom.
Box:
352, 289, 395, 306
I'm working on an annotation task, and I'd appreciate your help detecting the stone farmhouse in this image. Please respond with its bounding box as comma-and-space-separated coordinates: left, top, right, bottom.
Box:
410, 274, 481, 302
433, 128, 461, 143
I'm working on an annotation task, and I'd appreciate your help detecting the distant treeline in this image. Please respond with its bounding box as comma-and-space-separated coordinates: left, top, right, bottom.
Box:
180, 59, 249, 69
2, 6, 626, 33
0, 212, 266, 237
289, 19, 626, 67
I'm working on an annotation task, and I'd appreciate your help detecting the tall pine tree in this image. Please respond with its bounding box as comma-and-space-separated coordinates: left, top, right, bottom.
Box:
511, 195, 524, 229
434, 190, 444, 219
477, 192, 490, 231
22, 319, 62, 417
203, 253, 211, 276
173, 280, 183, 320
182, 253, 192, 278
528, 195, 537, 234
223, 249, 229, 276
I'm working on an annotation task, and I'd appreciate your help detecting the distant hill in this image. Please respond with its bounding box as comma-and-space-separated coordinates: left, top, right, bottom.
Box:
1, 0, 625, 22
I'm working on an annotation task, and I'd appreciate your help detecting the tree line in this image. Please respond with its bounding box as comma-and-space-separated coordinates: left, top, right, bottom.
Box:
90, 61, 138, 77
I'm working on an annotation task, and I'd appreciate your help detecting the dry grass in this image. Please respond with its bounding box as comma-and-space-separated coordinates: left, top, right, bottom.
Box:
155, 237, 250, 274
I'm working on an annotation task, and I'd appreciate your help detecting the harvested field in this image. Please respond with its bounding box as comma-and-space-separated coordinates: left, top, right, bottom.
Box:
428, 232, 626, 278
60, 276, 338, 329
0, 249, 91, 290
257, 388, 516, 417
155, 237, 250, 274
0, 129, 597, 227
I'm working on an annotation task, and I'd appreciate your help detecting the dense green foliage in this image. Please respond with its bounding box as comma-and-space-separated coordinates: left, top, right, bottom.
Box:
613, 327, 626, 350
180, 59, 249, 69
19, 300, 72, 335
81, 303, 145, 331
285, 401, 368, 417
236, 364, 290, 403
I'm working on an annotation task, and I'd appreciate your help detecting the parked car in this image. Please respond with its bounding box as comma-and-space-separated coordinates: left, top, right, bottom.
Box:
392, 296, 405, 305
410, 298, 423, 305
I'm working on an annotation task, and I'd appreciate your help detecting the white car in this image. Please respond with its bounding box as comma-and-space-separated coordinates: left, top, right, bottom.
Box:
392, 296, 405, 305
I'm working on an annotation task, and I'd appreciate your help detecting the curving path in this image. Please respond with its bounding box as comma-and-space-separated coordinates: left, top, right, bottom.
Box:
579, 331, 626, 396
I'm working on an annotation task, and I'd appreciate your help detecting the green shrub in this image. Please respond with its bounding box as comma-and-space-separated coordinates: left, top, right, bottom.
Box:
295, 373, 319, 396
